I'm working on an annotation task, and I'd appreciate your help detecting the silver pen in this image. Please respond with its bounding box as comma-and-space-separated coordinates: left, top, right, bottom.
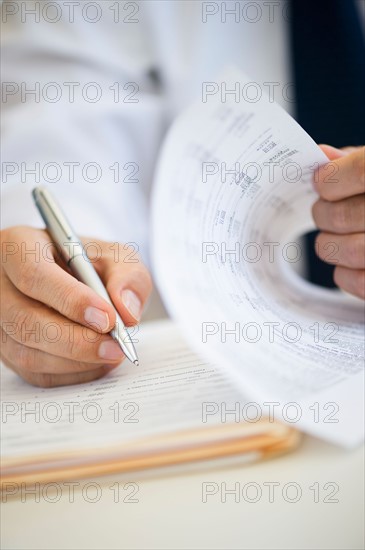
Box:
32, 186, 139, 366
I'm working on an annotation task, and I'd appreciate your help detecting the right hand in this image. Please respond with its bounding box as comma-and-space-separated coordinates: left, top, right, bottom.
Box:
0, 226, 152, 387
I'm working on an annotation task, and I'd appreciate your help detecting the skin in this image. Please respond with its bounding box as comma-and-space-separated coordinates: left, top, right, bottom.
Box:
312, 145, 365, 299
1, 147, 363, 386
0, 227, 152, 387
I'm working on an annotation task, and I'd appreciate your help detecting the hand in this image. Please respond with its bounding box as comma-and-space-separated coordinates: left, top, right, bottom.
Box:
312, 145, 365, 299
0, 226, 152, 387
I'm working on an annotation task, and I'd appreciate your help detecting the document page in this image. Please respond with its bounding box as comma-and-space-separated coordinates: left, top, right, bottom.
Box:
2, 320, 266, 464
152, 67, 364, 447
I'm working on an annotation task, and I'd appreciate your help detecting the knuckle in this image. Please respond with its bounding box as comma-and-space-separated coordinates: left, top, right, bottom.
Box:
14, 260, 38, 296
331, 202, 349, 232
5, 304, 34, 342
347, 235, 365, 268
56, 279, 82, 319
63, 329, 78, 358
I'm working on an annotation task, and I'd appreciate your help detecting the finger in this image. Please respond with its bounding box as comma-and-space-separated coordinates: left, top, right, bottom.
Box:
314, 147, 365, 201
0, 328, 121, 374
1, 275, 125, 364
319, 144, 349, 161
318, 145, 363, 160
334, 266, 365, 300
2, 227, 116, 333
341, 146, 363, 154
3, 358, 113, 388
93, 244, 153, 326
315, 232, 365, 269
312, 195, 365, 234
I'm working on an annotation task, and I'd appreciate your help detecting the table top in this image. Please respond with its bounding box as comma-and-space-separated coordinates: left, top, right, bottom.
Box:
2, 301, 364, 549
2, 434, 364, 550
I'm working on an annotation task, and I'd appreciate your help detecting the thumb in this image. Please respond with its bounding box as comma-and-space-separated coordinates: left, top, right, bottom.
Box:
100, 254, 153, 327
319, 144, 351, 161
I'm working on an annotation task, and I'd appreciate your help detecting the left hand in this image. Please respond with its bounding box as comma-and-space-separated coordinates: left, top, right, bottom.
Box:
312, 145, 365, 299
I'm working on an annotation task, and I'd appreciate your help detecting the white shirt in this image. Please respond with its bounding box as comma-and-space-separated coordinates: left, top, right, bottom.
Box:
1, 0, 293, 262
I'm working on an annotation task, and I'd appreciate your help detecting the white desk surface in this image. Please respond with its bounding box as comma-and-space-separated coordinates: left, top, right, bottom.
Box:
2, 302, 364, 550
1, 435, 364, 550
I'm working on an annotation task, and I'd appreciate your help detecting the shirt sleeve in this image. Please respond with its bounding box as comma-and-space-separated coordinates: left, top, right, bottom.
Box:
1, 0, 165, 263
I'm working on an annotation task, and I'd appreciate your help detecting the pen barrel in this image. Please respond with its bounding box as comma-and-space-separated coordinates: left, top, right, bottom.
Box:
69, 254, 112, 305
32, 186, 138, 364
70, 254, 137, 363
32, 187, 77, 264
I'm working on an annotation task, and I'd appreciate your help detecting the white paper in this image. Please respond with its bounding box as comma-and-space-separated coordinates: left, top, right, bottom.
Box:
1, 320, 260, 463
152, 67, 365, 447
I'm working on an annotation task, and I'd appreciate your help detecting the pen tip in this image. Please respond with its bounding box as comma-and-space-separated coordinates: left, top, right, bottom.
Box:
134, 360, 139, 366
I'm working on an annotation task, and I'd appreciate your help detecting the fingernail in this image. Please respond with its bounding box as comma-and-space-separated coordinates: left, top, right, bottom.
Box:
84, 307, 110, 331
99, 341, 124, 360
121, 289, 142, 321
